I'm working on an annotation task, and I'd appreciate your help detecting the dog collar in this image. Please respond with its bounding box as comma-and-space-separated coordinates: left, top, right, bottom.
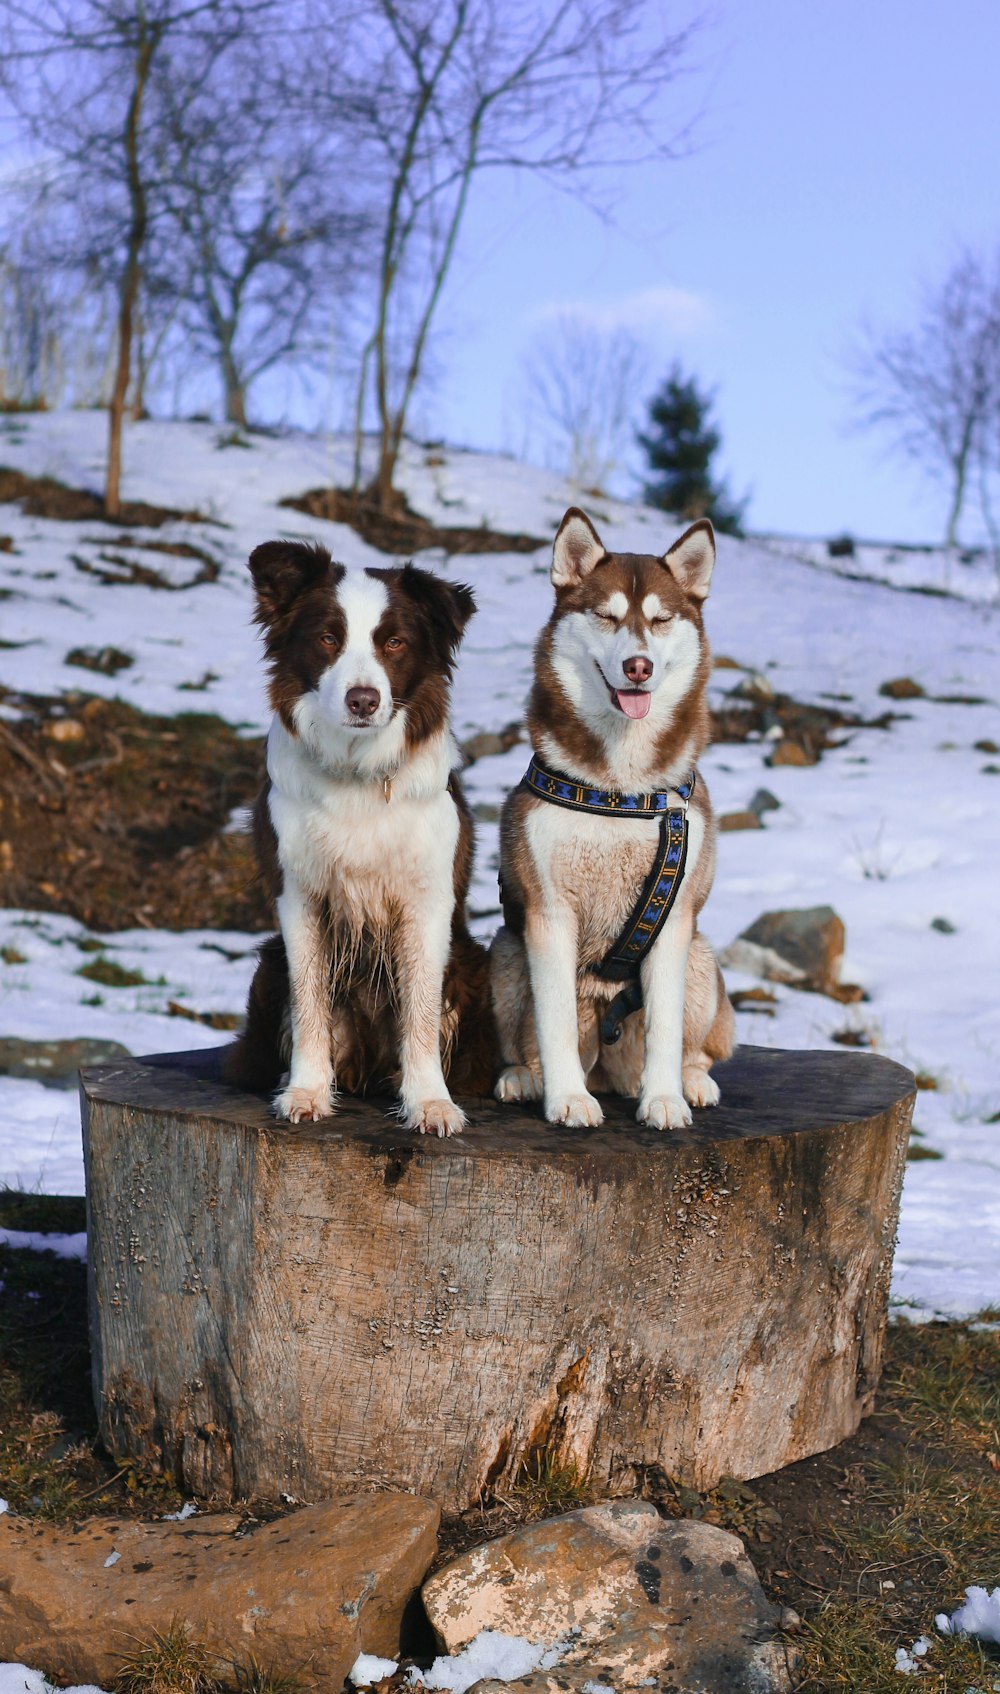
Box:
521, 754, 695, 815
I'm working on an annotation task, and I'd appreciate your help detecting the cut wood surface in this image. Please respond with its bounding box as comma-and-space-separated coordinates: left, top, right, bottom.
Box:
81, 1045, 915, 1512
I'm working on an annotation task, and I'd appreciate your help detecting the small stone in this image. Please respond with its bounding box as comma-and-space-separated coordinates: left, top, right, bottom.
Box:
720, 905, 845, 994
423, 1502, 792, 1691
718, 810, 763, 832
930, 916, 956, 934
66, 646, 134, 676
0, 1495, 438, 1687
749, 788, 781, 817
0, 1036, 134, 1088
462, 722, 523, 764
878, 677, 924, 700
472, 802, 500, 822
43, 718, 85, 743
766, 738, 816, 767
974, 739, 999, 754
712, 653, 742, 669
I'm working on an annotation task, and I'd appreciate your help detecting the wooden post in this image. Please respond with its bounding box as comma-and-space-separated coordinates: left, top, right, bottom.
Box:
81, 1045, 914, 1512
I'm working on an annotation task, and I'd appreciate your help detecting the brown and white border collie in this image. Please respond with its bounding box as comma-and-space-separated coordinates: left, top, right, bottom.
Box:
226, 540, 494, 1135
490, 508, 734, 1130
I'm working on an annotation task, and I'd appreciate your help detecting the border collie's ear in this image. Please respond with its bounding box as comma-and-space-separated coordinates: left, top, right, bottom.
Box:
551, 507, 605, 589
398, 564, 476, 654
663, 519, 716, 602
248, 540, 337, 623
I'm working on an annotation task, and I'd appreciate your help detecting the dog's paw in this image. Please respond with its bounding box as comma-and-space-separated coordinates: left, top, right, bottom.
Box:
546, 1090, 604, 1129
273, 1083, 336, 1123
495, 1065, 543, 1104
683, 1067, 721, 1109
637, 1092, 692, 1131
407, 1098, 466, 1138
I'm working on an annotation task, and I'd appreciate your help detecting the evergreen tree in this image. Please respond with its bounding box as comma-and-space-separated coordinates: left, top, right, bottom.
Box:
638, 364, 747, 534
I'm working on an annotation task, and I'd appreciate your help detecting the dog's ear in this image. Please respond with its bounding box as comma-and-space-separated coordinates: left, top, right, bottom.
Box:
663, 519, 716, 602
551, 507, 606, 589
248, 540, 337, 623
398, 564, 476, 656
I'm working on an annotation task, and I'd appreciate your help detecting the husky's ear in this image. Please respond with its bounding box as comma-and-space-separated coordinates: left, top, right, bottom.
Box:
551, 507, 606, 589
398, 564, 476, 656
663, 519, 716, 602
248, 540, 338, 623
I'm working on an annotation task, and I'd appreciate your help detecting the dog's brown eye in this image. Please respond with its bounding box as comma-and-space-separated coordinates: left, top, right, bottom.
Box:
321, 632, 338, 647
384, 635, 405, 652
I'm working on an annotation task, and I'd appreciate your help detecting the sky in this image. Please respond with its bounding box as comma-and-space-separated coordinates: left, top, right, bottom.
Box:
416, 0, 1000, 544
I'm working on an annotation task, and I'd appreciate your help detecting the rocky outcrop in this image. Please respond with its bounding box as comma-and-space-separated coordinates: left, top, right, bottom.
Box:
423, 1501, 794, 1693
0, 1496, 438, 1690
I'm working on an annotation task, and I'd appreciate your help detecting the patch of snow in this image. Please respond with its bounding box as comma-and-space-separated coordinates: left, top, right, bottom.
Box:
0, 1670, 108, 1694
894, 1635, 931, 1674
936, 1586, 1000, 1645
349, 1656, 399, 1686
102, 1549, 120, 1567
412, 1630, 567, 1693
162, 1501, 197, 1522
0, 1228, 87, 1261
0, 1500, 7, 1515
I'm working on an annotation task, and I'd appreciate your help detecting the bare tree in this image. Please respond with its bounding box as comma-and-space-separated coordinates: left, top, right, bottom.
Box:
304, 0, 700, 513
150, 26, 369, 427
0, 0, 263, 514
521, 313, 647, 492
850, 248, 1000, 549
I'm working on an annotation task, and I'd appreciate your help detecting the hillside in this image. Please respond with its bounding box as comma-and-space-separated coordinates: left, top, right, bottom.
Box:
1, 410, 998, 1321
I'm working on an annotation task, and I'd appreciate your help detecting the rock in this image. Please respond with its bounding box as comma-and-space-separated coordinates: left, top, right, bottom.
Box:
720, 905, 845, 994
730, 670, 776, 703
712, 653, 742, 669
423, 1501, 793, 1693
974, 738, 999, 754
0, 1036, 133, 1089
43, 718, 85, 743
461, 722, 523, 764
718, 809, 762, 832
930, 916, 956, 934
878, 676, 924, 700
749, 788, 781, 818
0, 1495, 438, 1689
766, 737, 816, 767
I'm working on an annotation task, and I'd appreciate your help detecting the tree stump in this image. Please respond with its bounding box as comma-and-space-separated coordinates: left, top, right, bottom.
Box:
80, 1045, 914, 1512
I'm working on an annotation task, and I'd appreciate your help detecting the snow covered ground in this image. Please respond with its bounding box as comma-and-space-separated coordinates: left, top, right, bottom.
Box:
1, 411, 998, 1320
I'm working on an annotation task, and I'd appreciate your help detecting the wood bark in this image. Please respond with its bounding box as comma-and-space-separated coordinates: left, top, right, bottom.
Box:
81, 1044, 915, 1513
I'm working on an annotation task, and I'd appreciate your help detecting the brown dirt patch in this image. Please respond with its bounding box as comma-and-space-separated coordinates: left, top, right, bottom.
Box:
0, 464, 210, 529
281, 485, 546, 557
0, 691, 268, 932
712, 682, 897, 760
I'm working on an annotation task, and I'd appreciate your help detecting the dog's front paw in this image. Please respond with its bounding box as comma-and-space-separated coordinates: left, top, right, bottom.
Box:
273, 1083, 336, 1123
546, 1090, 604, 1129
683, 1066, 721, 1109
495, 1065, 543, 1104
637, 1092, 692, 1131
407, 1098, 466, 1138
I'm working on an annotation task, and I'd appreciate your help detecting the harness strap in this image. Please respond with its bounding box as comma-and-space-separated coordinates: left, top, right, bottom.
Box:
512, 755, 694, 1047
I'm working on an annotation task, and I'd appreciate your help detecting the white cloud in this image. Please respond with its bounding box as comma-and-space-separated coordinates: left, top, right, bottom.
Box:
529, 285, 715, 339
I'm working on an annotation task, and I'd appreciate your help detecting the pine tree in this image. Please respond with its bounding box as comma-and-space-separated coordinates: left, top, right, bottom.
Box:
638, 364, 747, 535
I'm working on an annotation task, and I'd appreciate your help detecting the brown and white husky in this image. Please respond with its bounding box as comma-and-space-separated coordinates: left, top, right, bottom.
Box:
226, 541, 494, 1136
490, 507, 734, 1130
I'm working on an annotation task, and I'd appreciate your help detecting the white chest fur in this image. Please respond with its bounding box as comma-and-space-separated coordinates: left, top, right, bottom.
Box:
266, 717, 460, 913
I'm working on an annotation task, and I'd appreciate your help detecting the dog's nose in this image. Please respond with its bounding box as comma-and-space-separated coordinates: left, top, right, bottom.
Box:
622, 655, 653, 685
345, 685, 380, 718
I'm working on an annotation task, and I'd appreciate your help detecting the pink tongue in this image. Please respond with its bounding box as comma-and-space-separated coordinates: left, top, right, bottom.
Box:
616, 688, 651, 720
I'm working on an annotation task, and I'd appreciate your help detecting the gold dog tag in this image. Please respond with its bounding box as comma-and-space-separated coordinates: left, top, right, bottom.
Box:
383, 777, 392, 804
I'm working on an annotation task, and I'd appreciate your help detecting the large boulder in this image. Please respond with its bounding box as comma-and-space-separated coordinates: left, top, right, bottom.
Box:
423, 1500, 793, 1693
720, 904, 845, 995
0, 1496, 438, 1690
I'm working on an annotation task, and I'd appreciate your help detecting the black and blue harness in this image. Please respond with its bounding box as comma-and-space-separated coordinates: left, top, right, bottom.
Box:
515, 753, 696, 1046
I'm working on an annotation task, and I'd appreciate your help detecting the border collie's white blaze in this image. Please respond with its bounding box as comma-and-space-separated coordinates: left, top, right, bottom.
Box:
227, 543, 495, 1134
490, 507, 734, 1132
